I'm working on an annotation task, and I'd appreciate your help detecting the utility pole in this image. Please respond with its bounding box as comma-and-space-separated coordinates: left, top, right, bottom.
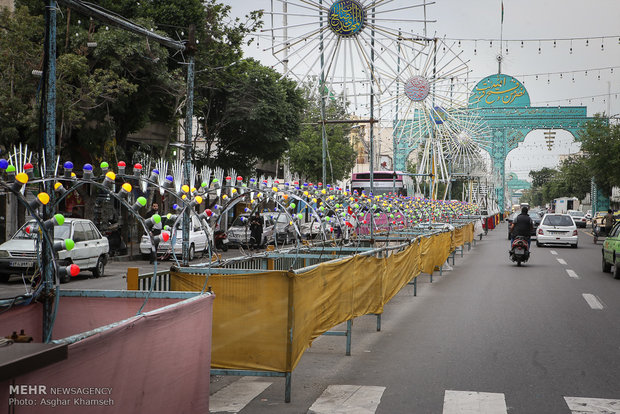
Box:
42, 0, 57, 342
182, 25, 196, 266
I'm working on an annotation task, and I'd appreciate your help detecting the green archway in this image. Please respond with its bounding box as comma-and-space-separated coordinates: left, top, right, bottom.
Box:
468, 73, 592, 210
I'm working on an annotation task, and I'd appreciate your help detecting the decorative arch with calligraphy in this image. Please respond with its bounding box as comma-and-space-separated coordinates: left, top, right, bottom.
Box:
469, 74, 530, 108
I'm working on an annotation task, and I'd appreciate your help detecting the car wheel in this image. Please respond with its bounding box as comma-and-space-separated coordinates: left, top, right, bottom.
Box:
571, 243, 578, 249
536, 241, 541, 247
602, 256, 612, 273
92, 256, 105, 278
188, 244, 195, 261
614, 263, 620, 280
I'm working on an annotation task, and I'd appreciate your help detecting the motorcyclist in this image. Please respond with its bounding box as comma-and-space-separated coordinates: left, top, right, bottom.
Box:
510, 206, 534, 249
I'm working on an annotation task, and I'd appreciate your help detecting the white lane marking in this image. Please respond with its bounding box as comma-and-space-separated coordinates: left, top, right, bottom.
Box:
209, 377, 272, 413
550, 250, 558, 255
566, 269, 580, 279
582, 294, 605, 310
443, 390, 507, 414
564, 396, 620, 413
308, 385, 385, 414
557, 258, 567, 265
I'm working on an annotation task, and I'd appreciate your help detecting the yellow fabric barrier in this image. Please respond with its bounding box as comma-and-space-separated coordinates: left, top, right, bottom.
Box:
463, 222, 474, 243
419, 231, 452, 274
451, 227, 464, 251
171, 271, 291, 372
169, 226, 469, 373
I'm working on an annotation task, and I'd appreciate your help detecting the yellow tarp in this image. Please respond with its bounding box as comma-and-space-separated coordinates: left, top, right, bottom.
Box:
172, 271, 290, 372
169, 224, 473, 373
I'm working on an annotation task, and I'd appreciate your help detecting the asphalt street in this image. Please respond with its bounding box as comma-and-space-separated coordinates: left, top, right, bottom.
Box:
208, 223, 620, 414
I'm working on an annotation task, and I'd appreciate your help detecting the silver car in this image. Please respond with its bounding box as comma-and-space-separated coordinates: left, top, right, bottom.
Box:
0, 218, 109, 283
227, 213, 276, 247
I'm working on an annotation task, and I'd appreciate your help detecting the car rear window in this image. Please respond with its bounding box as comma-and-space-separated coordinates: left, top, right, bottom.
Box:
543, 215, 573, 226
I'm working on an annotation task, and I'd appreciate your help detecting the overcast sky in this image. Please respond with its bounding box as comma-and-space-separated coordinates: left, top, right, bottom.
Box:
221, 0, 620, 180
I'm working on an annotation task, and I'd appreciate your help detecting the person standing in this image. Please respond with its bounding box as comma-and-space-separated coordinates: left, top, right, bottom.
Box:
249, 212, 264, 250
604, 209, 615, 236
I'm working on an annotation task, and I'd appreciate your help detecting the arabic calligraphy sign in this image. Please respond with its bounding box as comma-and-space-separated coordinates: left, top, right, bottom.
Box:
328, 0, 366, 37
469, 74, 530, 108
404, 76, 430, 102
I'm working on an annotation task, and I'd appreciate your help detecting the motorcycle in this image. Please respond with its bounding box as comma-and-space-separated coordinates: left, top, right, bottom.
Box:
213, 230, 229, 252
509, 236, 530, 266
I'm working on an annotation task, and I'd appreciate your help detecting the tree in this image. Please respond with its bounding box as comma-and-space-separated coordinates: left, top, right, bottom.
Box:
288, 85, 356, 182
529, 167, 557, 188
194, 59, 306, 176
578, 114, 620, 197
0, 6, 43, 149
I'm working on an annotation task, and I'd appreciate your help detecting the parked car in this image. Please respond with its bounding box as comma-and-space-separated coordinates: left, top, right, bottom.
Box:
300, 219, 321, 239
585, 209, 592, 221
567, 210, 587, 228
507, 210, 541, 239
226, 213, 276, 247
602, 222, 620, 279
0, 218, 109, 283
139, 216, 209, 260
536, 213, 578, 248
270, 213, 297, 245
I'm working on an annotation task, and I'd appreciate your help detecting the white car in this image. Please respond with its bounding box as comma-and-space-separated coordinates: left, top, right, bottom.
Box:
567, 210, 587, 228
0, 218, 109, 283
536, 213, 579, 248
139, 216, 210, 260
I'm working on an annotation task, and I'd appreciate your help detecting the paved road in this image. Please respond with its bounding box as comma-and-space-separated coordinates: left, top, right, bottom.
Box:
208, 224, 620, 414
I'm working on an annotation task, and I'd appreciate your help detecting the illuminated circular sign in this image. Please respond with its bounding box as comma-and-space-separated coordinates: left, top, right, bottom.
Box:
404, 76, 430, 102
328, 0, 366, 37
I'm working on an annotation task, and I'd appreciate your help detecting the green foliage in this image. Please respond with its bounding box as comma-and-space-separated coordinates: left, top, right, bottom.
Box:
529, 167, 556, 188
2, 0, 295, 174
288, 85, 356, 182
0, 6, 43, 149
524, 155, 591, 206
578, 114, 620, 197
194, 59, 305, 176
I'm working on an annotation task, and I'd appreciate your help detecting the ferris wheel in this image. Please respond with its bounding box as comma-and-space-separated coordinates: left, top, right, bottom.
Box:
373, 36, 492, 197
265, 0, 433, 110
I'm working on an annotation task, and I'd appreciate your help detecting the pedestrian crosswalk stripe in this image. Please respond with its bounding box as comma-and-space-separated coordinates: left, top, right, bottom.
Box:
209, 377, 272, 413
557, 258, 567, 265
443, 390, 507, 414
308, 385, 385, 414
564, 396, 620, 413
566, 269, 580, 279
550, 250, 558, 255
